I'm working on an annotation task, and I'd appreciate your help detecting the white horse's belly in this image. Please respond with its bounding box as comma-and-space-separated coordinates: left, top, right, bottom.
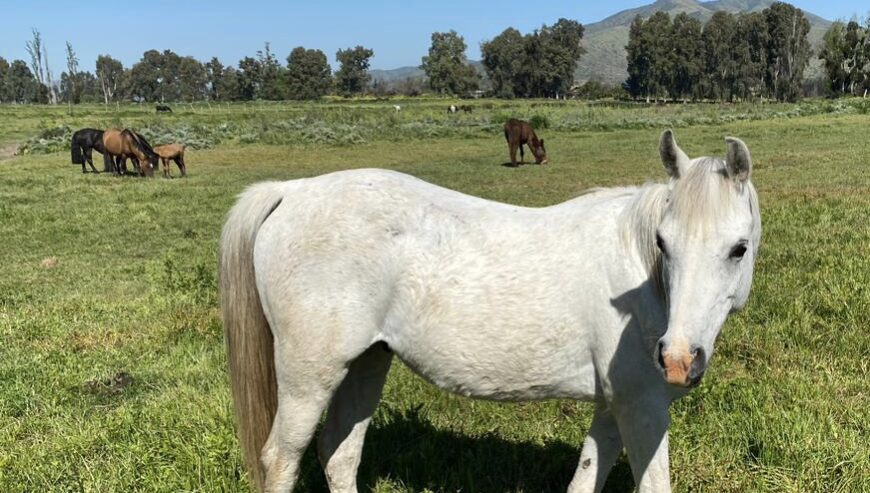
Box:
384, 320, 598, 400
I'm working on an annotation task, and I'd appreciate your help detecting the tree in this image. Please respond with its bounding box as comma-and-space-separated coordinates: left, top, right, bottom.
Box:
671, 13, 703, 100
257, 42, 287, 100
220, 66, 243, 101
24, 28, 57, 104
177, 56, 207, 101
127, 50, 163, 101
644, 12, 674, 101
534, 18, 586, 98
843, 21, 867, 95
205, 57, 225, 100
703, 11, 738, 101
625, 16, 653, 100
237, 56, 261, 100
481, 28, 525, 98
6, 60, 47, 103
286, 47, 332, 100
764, 2, 811, 102
96, 55, 123, 104
734, 13, 770, 101
335, 46, 374, 96
483, 19, 585, 99
421, 30, 479, 95
64, 42, 79, 106
0, 57, 10, 103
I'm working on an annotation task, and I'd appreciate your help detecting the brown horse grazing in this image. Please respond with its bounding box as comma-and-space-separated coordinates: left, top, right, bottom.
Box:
102, 129, 160, 177
460, 105, 473, 113
503, 119, 547, 166
153, 143, 187, 178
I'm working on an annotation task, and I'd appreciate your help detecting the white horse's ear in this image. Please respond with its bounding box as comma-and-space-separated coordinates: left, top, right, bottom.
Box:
659, 129, 690, 179
725, 137, 752, 182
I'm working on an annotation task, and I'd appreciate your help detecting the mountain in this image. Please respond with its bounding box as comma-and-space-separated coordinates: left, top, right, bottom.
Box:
576, 0, 832, 85
370, 61, 488, 86
370, 66, 424, 83
370, 0, 833, 88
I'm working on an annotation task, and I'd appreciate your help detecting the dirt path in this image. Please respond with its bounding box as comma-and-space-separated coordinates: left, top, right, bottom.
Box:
0, 143, 19, 161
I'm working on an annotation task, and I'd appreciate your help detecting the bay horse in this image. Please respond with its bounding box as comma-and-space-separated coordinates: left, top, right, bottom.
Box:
153, 143, 187, 178
219, 130, 761, 493
70, 128, 106, 173
102, 129, 160, 177
504, 118, 547, 166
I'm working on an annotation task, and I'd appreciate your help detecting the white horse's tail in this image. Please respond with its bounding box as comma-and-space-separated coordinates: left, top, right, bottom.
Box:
219, 182, 284, 491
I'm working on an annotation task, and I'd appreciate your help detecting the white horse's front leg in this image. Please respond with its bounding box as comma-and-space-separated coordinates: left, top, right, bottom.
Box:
567, 407, 623, 493
614, 400, 671, 493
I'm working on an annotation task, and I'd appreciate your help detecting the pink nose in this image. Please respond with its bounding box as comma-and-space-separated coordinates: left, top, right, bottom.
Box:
662, 352, 694, 386
656, 341, 707, 387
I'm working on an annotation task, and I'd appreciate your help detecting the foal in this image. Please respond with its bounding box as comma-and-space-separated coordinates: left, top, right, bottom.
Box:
153, 143, 187, 178
504, 118, 547, 166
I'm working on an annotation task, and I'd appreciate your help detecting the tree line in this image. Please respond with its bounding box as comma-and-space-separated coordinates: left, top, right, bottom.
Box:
625, 1, 812, 103
819, 18, 870, 97
0, 20, 586, 104
6, 8, 867, 104
0, 32, 374, 104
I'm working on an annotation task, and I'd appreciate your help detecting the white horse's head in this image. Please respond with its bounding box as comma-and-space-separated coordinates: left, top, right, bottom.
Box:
653, 130, 761, 388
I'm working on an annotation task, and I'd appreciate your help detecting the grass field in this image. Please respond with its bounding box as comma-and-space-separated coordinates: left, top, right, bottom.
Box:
0, 100, 867, 492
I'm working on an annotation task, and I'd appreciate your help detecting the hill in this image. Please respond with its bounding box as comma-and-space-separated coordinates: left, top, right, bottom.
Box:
576, 0, 832, 85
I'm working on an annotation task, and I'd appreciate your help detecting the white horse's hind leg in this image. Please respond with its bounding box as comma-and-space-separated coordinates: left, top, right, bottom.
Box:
261, 353, 348, 493
567, 408, 623, 493
318, 342, 393, 492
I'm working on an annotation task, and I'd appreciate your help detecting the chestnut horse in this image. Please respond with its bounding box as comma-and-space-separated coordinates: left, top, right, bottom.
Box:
153, 143, 187, 178
102, 129, 160, 177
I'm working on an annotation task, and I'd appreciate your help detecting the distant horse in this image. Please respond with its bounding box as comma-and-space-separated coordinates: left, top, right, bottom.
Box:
156, 104, 172, 113
460, 105, 473, 113
153, 143, 187, 178
447, 104, 457, 114
392, 105, 401, 112
504, 118, 547, 166
102, 129, 160, 177
219, 130, 761, 492
70, 128, 106, 173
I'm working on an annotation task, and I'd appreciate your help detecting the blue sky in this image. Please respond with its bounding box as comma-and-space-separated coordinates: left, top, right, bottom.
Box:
0, 0, 865, 75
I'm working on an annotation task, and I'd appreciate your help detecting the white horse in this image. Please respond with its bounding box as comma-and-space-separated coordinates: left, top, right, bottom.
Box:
220, 130, 761, 493
392, 105, 401, 112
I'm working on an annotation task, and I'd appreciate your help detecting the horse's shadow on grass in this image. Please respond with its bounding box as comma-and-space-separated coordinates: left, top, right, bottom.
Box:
297, 406, 634, 492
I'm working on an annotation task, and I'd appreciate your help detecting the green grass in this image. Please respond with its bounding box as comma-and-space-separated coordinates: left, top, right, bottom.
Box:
0, 101, 867, 492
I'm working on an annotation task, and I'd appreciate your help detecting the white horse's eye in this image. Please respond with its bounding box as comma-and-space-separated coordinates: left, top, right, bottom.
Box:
656, 233, 668, 256
730, 243, 748, 260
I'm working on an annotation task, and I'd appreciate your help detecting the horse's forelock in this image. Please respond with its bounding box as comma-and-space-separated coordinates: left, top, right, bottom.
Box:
670, 157, 749, 238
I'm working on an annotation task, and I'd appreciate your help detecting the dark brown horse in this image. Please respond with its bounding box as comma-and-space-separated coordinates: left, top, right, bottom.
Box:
153, 143, 187, 178
102, 129, 160, 177
503, 119, 547, 166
